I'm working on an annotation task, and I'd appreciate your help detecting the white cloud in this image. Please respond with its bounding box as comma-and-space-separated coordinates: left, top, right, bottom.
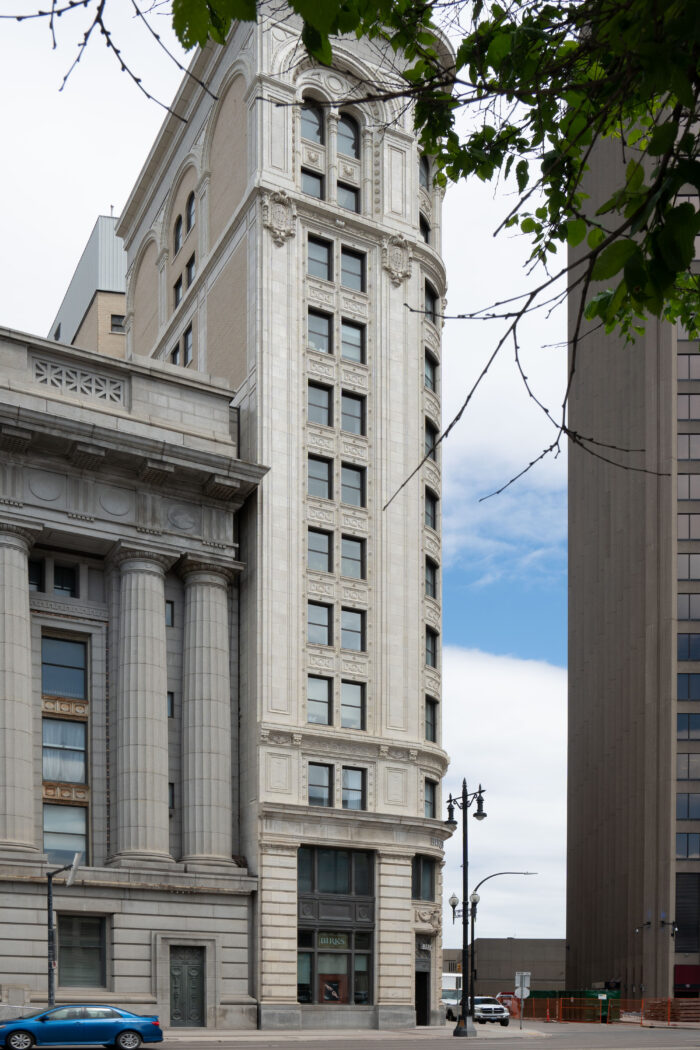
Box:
440, 647, 567, 943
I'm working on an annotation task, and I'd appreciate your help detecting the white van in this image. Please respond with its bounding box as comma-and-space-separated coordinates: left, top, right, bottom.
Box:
441, 973, 462, 1021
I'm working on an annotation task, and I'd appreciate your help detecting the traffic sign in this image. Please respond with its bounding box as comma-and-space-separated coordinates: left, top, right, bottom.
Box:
515, 971, 531, 999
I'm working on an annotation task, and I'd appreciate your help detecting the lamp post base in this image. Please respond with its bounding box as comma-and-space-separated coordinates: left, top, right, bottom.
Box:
453, 1015, 477, 1036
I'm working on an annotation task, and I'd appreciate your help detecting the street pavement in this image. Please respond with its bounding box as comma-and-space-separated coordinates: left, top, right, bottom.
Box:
160, 1020, 700, 1049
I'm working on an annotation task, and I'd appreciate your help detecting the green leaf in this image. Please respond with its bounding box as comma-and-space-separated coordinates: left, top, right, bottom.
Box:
647, 121, 677, 157
566, 218, 587, 247
487, 33, 512, 66
587, 228, 606, 249
515, 159, 528, 193
592, 240, 638, 281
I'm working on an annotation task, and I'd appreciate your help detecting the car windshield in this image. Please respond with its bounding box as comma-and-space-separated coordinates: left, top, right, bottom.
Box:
476, 998, 501, 1005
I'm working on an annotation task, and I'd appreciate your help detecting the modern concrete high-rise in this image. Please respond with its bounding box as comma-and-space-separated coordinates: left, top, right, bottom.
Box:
567, 140, 698, 997
0, 12, 451, 1030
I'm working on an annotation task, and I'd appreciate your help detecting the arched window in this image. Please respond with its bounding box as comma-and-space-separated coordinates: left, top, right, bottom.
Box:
338, 114, 360, 159
185, 192, 195, 233
173, 214, 183, 255
301, 100, 324, 145
419, 155, 431, 191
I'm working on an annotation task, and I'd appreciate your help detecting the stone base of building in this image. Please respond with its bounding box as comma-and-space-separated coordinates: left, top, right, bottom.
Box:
258, 1003, 302, 1029
375, 1004, 418, 1029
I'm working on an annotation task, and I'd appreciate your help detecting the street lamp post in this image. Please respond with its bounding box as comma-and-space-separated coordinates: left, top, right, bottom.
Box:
47, 852, 82, 1007
445, 780, 486, 1037
467, 872, 536, 1006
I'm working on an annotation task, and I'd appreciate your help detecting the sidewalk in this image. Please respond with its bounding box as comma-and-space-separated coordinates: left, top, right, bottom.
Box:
163, 1022, 548, 1041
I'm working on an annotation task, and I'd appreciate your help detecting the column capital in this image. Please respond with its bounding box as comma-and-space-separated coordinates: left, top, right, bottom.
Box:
179, 553, 242, 583
108, 541, 177, 574
0, 520, 43, 551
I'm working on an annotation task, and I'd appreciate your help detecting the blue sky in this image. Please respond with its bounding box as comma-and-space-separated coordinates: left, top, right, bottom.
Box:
0, 7, 569, 942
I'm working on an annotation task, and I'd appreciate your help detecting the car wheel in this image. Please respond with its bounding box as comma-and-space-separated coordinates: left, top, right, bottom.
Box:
7, 1033, 35, 1050
115, 1032, 142, 1050
500, 1020, 510, 1026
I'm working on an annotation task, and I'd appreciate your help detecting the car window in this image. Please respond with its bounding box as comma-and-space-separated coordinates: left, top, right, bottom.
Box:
84, 1007, 120, 1018
48, 1007, 83, 1020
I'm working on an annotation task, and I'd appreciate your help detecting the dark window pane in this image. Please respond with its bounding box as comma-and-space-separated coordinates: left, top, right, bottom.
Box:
43, 804, 86, 866
425, 420, 438, 460
425, 283, 438, 324
174, 215, 183, 254
58, 915, 104, 987
425, 780, 436, 818
298, 846, 313, 892
308, 675, 332, 725
341, 249, 365, 291
318, 848, 350, 893
425, 490, 438, 530
341, 393, 364, 435
42, 638, 87, 700
302, 169, 324, 198
338, 183, 360, 212
342, 767, 365, 810
308, 456, 332, 499
308, 602, 332, 646
678, 833, 689, 858
353, 852, 372, 895
354, 954, 370, 1004
186, 192, 195, 231
341, 465, 365, 507
298, 952, 313, 1002
341, 608, 365, 651
412, 855, 435, 900
426, 558, 438, 599
341, 320, 365, 363
301, 102, 324, 144
308, 383, 332, 426
678, 793, 690, 819
183, 325, 193, 366
309, 310, 332, 354
680, 634, 691, 660
341, 680, 365, 729
308, 529, 332, 572
419, 156, 430, 190
29, 559, 44, 591
54, 565, 78, 597
425, 697, 437, 742
309, 763, 332, 807
425, 352, 437, 391
338, 115, 360, 158
426, 628, 438, 667
419, 214, 430, 243
309, 237, 332, 281
341, 537, 364, 579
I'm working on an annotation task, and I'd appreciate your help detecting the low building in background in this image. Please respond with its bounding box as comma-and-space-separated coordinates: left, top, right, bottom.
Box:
443, 939, 566, 997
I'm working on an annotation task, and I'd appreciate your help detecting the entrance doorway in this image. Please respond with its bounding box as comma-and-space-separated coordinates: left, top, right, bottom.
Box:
415, 970, 430, 1025
170, 945, 205, 1026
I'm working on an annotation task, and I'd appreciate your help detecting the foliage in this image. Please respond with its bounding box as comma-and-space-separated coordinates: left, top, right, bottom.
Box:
173, 0, 700, 342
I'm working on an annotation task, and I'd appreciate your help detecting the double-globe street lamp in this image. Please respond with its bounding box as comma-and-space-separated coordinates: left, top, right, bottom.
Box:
445, 780, 486, 1037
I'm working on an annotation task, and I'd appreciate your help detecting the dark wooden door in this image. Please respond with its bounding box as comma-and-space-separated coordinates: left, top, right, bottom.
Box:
170, 945, 205, 1027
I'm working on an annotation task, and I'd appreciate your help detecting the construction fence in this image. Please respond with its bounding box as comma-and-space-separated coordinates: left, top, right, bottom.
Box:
520, 998, 604, 1023
607, 999, 700, 1026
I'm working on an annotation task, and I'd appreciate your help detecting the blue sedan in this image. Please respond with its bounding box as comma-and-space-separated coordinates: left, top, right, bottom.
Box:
0, 1006, 163, 1050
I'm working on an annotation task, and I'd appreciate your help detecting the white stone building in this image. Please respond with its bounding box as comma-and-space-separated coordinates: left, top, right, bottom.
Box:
0, 12, 450, 1031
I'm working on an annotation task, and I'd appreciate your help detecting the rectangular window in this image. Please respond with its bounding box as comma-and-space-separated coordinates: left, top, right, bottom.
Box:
425, 350, 438, 392
424, 780, 437, 818
338, 183, 360, 212
678, 753, 700, 779
678, 355, 700, 380
680, 555, 700, 580
42, 638, 87, 700
341, 680, 365, 730
340, 248, 365, 291
110, 314, 125, 333
167, 691, 174, 718
174, 275, 183, 308
679, 475, 700, 500
679, 515, 700, 540
426, 558, 438, 599
54, 565, 78, 597
679, 634, 700, 660
308, 456, 333, 499
309, 236, 332, 281
341, 608, 365, 651
425, 420, 438, 460
412, 855, 435, 900
426, 627, 438, 667
183, 325, 193, 366
425, 696, 438, 742
678, 395, 700, 420
341, 320, 365, 363
43, 720, 86, 783
57, 915, 105, 988
677, 833, 700, 859
168, 782, 175, 810
302, 169, 325, 198
171, 344, 181, 366
165, 600, 175, 627
425, 282, 438, 324
186, 254, 196, 287
425, 489, 438, 530
341, 392, 365, 435
308, 602, 332, 646
342, 768, 366, 810
678, 435, 700, 460
28, 559, 44, 591
308, 310, 332, 354
309, 763, 333, 807
308, 529, 332, 572
43, 804, 87, 866
341, 536, 365, 579
677, 793, 700, 819
679, 595, 700, 620
341, 464, 365, 507
308, 382, 332, 426
678, 714, 700, 739
679, 674, 700, 700
308, 675, 332, 725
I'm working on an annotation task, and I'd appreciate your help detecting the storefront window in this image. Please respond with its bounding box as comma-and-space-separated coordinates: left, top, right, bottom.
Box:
297, 930, 372, 1005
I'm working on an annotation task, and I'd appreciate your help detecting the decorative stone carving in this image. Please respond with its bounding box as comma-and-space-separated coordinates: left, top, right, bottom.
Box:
139, 459, 175, 486
307, 357, 335, 380
415, 906, 441, 929
204, 474, 241, 501
340, 365, 368, 390
382, 235, 413, 286
0, 425, 32, 454
70, 442, 106, 471
307, 503, 335, 525
42, 698, 88, 719
0, 463, 23, 506
33, 357, 125, 405
262, 190, 297, 246
43, 784, 89, 803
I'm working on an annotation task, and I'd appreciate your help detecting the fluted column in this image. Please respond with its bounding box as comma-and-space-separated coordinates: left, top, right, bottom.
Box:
180, 561, 234, 866
111, 547, 173, 865
0, 525, 41, 854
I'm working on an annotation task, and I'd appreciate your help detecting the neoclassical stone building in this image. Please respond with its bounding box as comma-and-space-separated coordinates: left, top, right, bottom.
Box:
0, 11, 450, 1031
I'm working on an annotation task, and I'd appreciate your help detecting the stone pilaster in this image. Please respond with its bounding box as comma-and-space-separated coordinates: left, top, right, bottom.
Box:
0, 524, 42, 854
375, 851, 415, 1028
258, 842, 301, 1029
180, 561, 234, 867
110, 546, 174, 866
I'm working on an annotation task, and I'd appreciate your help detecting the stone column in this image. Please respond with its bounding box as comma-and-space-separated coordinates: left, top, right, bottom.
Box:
376, 851, 415, 1028
0, 525, 41, 854
180, 560, 234, 867
110, 547, 173, 865
327, 111, 339, 206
